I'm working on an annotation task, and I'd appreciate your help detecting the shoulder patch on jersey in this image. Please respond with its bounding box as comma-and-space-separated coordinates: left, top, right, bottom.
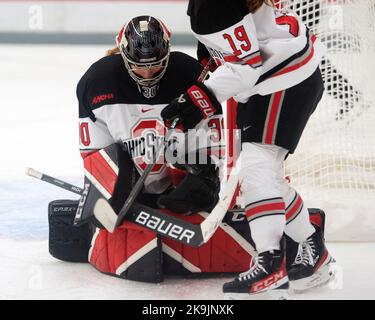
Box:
92, 93, 115, 105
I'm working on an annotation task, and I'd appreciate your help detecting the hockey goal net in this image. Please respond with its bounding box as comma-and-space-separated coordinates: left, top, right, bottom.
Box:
272, 0, 375, 241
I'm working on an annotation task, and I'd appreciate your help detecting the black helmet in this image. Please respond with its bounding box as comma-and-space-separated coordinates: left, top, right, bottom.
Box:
116, 16, 171, 89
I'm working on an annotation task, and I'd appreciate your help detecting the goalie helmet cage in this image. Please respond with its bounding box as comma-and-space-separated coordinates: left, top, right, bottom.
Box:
226, 0, 375, 241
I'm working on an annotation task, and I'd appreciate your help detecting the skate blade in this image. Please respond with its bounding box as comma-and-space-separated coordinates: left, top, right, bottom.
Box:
224, 277, 290, 301
291, 260, 336, 292
224, 289, 289, 300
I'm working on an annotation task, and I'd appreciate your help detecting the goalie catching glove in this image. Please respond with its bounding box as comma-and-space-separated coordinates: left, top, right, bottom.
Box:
161, 82, 222, 130
158, 163, 220, 214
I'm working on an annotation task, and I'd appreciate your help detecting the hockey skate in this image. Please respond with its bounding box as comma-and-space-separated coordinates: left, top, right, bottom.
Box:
287, 226, 336, 292
223, 250, 289, 300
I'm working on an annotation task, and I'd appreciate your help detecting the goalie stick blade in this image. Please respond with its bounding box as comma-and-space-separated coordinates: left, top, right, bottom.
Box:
93, 198, 117, 233
200, 202, 230, 243
201, 158, 241, 242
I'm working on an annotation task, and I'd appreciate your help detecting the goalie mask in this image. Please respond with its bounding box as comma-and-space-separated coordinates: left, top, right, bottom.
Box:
117, 16, 171, 98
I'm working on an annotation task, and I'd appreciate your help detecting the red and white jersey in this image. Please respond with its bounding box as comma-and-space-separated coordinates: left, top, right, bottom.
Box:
78, 52, 224, 194
188, 0, 325, 102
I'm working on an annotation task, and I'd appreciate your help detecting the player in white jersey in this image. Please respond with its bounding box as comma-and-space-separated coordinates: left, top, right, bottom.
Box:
161, 0, 335, 298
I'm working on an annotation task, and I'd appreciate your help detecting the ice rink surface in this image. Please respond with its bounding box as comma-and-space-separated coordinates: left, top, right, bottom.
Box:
0, 45, 374, 300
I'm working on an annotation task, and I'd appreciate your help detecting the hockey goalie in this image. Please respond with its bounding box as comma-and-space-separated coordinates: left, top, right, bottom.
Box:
47, 15, 334, 298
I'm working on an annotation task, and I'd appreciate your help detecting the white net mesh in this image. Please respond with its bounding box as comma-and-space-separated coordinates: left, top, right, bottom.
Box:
275, 0, 375, 241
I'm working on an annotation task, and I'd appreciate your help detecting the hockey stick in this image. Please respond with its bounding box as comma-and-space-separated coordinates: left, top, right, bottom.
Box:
26, 167, 244, 215
25, 167, 83, 195
25, 163, 242, 247
93, 153, 241, 246
95, 57, 215, 230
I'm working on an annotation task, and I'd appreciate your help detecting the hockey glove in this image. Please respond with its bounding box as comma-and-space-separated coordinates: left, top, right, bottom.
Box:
158, 164, 220, 214
161, 82, 222, 130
